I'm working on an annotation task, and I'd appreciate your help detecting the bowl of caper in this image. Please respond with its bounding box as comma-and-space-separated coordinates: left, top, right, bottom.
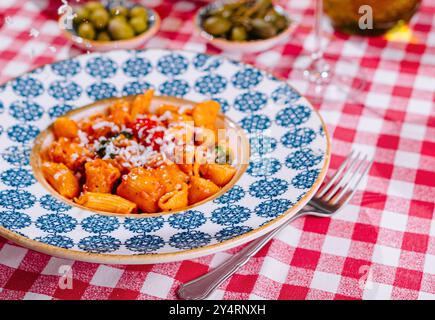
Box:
59, 1, 160, 52
195, 0, 293, 53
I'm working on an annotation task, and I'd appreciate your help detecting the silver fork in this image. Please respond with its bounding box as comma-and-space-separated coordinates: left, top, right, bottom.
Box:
178, 151, 373, 300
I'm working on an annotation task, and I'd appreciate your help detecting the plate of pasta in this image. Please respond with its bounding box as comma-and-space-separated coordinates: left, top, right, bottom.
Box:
0, 49, 330, 263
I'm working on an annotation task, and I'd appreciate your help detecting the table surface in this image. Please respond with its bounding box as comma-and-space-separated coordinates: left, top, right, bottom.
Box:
0, 0, 434, 300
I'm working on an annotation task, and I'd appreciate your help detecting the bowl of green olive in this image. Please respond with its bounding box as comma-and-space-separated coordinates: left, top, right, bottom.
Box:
59, 1, 160, 52
195, 0, 293, 53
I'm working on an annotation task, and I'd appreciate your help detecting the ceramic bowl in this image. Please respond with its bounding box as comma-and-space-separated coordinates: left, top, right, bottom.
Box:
194, 1, 294, 53
59, 7, 160, 52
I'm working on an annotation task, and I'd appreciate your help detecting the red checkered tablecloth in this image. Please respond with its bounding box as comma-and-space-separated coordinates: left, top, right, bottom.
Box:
0, 0, 434, 300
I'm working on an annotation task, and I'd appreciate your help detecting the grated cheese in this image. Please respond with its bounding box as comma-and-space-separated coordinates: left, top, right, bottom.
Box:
77, 130, 89, 146
92, 121, 120, 132
53, 170, 68, 180
178, 104, 193, 114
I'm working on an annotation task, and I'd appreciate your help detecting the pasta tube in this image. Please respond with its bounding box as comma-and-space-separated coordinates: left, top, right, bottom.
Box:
188, 176, 220, 205
158, 183, 188, 211
42, 162, 79, 199
84, 159, 121, 193
108, 99, 131, 125
131, 89, 154, 120
154, 164, 189, 192
117, 167, 164, 213
192, 100, 220, 128
199, 164, 237, 187
53, 117, 79, 139
48, 137, 92, 170
75, 192, 137, 214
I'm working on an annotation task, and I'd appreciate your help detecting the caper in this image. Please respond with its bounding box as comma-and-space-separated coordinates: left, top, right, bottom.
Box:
108, 18, 135, 40
90, 8, 110, 30
254, 0, 273, 18
230, 26, 247, 41
77, 22, 96, 40
210, 6, 233, 19
234, 5, 248, 18
250, 18, 277, 39
222, 2, 244, 12
244, 0, 271, 18
96, 31, 111, 41
73, 7, 89, 25
203, 0, 286, 41
273, 15, 288, 31
264, 9, 279, 23
203, 16, 232, 36
129, 6, 148, 20
129, 16, 148, 34
110, 6, 129, 17
220, 8, 234, 19
84, 1, 105, 12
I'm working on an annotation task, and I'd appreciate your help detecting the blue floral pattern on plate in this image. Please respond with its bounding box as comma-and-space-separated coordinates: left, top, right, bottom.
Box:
0, 49, 328, 260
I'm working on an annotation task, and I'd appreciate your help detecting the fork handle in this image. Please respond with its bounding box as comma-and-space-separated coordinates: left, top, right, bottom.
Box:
178, 210, 309, 300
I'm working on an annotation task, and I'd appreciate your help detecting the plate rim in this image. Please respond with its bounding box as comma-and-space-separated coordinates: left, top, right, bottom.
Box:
0, 48, 331, 264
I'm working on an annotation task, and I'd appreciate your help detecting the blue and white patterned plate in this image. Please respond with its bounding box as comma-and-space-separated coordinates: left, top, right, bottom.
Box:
0, 49, 330, 264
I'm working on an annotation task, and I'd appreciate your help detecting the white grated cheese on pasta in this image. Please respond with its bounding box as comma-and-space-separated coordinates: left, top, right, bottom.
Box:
156, 110, 173, 122
53, 170, 68, 180
92, 121, 120, 132
178, 104, 193, 114
77, 130, 89, 146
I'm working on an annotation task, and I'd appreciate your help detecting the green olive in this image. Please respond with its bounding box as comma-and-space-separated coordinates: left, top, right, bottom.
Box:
77, 22, 96, 40
96, 31, 111, 41
129, 16, 148, 34
84, 1, 105, 12
250, 18, 277, 39
230, 26, 247, 41
203, 16, 232, 36
111, 15, 127, 23
73, 7, 89, 25
129, 6, 148, 19
110, 6, 129, 17
108, 18, 135, 40
90, 8, 110, 30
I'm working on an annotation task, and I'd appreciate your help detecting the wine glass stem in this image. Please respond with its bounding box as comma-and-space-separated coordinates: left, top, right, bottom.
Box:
304, 0, 330, 84
312, 0, 324, 61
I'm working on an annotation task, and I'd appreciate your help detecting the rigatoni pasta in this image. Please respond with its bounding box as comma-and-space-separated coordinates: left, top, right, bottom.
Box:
41, 162, 80, 199
75, 192, 137, 214
39, 90, 237, 214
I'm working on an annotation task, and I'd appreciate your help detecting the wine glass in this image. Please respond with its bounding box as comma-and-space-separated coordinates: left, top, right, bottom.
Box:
303, 0, 329, 85
297, 0, 367, 102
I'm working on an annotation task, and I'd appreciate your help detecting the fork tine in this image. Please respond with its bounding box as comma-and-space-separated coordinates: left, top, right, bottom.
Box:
331, 158, 373, 206
316, 150, 355, 198
323, 151, 362, 201
329, 155, 368, 205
